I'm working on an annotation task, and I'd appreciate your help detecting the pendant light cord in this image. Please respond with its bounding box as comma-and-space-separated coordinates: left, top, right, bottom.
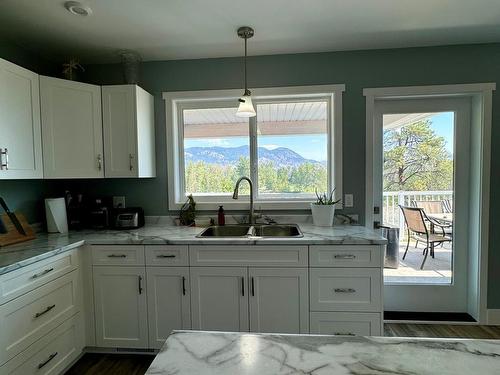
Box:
244, 36, 250, 96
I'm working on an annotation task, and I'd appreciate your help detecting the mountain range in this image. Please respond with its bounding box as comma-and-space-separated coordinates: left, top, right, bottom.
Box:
184, 145, 324, 167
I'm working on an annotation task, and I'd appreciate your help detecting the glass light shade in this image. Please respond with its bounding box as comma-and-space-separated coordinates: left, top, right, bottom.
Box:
236, 95, 256, 117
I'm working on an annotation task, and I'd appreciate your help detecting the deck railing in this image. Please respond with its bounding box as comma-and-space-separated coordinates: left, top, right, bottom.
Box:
383, 190, 453, 235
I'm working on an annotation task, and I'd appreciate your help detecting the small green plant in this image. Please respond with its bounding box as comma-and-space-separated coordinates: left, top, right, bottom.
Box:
314, 189, 341, 205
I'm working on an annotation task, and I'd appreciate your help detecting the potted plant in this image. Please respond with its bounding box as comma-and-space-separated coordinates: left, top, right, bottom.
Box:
311, 189, 341, 226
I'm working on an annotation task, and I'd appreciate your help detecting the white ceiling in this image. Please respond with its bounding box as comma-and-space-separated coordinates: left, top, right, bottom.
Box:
1, 0, 500, 63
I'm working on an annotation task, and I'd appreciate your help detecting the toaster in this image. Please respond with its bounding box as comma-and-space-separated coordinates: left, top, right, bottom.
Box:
114, 207, 145, 229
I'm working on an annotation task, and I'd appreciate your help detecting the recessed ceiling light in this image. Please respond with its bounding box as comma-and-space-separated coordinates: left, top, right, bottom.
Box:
64, 1, 92, 16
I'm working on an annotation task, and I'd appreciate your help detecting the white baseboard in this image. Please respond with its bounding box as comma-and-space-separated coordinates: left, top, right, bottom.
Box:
487, 309, 500, 325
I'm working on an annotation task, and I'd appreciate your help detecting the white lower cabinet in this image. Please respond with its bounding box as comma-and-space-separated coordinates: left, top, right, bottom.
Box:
310, 312, 381, 336
190, 267, 249, 332
0, 314, 84, 375
249, 268, 309, 334
147, 267, 191, 349
93, 266, 148, 348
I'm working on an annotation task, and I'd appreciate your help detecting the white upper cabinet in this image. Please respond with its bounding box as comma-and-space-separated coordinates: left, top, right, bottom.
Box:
102, 85, 155, 178
0, 58, 42, 179
40, 76, 104, 178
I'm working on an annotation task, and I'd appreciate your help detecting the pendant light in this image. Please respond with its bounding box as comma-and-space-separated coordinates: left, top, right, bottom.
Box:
236, 26, 256, 118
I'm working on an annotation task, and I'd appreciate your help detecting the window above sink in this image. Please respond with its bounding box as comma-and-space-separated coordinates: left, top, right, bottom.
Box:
163, 85, 345, 211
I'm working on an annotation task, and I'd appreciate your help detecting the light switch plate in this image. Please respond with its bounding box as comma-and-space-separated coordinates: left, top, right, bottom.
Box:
113, 196, 126, 208
344, 194, 354, 208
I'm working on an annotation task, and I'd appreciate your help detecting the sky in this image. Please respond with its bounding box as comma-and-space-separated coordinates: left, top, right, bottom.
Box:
184, 111, 454, 161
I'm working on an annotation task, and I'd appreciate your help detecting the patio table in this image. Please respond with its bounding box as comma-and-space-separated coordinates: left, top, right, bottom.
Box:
427, 213, 453, 225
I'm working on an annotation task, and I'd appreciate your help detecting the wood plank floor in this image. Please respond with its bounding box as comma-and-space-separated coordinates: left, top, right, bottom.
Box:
65, 324, 500, 374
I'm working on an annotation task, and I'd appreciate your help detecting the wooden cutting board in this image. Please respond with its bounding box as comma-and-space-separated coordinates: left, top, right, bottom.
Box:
0, 212, 36, 247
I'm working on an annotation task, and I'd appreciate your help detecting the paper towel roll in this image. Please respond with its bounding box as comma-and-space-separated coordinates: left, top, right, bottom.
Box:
45, 198, 68, 234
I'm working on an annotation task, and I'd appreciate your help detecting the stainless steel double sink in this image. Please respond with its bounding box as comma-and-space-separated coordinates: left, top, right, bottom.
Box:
196, 224, 303, 238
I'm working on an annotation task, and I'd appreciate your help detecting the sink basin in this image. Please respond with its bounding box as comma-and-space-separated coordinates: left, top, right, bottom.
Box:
197, 224, 303, 238
253, 225, 303, 237
197, 225, 252, 237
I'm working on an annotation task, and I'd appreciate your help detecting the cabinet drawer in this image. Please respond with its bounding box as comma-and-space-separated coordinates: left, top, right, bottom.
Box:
0, 250, 79, 305
189, 245, 308, 267
91, 245, 145, 265
145, 245, 188, 266
310, 312, 382, 336
0, 271, 79, 364
309, 245, 382, 268
0, 314, 83, 375
310, 268, 381, 312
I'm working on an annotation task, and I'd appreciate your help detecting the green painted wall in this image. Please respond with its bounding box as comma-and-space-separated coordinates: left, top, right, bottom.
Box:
81, 43, 500, 308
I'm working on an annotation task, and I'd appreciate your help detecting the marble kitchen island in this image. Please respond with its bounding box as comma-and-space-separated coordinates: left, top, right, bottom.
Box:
146, 330, 500, 375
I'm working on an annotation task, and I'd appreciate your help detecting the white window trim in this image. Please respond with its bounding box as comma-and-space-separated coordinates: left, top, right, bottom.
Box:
163, 84, 345, 211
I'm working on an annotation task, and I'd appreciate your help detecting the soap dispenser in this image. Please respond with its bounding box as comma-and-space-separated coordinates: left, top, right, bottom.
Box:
218, 206, 225, 226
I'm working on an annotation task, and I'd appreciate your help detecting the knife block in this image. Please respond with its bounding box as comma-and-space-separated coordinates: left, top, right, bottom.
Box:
0, 212, 36, 247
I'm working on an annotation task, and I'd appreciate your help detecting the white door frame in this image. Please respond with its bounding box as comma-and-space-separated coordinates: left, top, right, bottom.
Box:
364, 83, 495, 323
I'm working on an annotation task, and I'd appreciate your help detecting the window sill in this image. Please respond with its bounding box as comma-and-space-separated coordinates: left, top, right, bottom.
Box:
170, 200, 318, 211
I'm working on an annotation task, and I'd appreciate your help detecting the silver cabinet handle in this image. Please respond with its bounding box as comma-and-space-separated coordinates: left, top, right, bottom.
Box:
333, 332, 355, 336
34, 304, 56, 318
107, 254, 127, 258
31, 268, 54, 279
129, 154, 134, 171
334, 254, 356, 259
138, 275, 143, 294
97, 154, 102, 170
38, 352, 58, 369
334, 288, 356, 293
0, 148, 8, 170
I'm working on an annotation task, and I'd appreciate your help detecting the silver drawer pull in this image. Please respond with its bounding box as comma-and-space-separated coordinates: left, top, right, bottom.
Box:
334, 254, 356, 259
34, 304, 56, 318
107, 254, 127, 258
38, 352, 58, 369
333, 332, 355, 336
31, 267, 54, 279
334, 288, 356, 293
157, 254, 176, 258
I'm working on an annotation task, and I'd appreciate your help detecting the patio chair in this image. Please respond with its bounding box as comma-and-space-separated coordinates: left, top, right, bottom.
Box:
411, 200, 453, 238
399, 205, 452, 270
442, 199, 453, 213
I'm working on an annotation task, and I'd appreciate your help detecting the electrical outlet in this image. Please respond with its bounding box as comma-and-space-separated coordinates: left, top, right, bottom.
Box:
113, 196, 126, 208
344, 194, 354, 208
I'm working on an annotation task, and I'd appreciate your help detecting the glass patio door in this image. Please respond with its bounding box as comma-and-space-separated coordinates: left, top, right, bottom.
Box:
373, 97, 471, 312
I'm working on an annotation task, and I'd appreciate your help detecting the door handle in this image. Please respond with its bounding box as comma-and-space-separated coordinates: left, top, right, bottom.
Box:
34, 304, 56, 318
97, 154, 102, 171
31, 268, 54, 279
251, 277, 255, 297
0, 148, 8, 170
129, 154, 134, 171
334, 254, 356, 260
37, 352, 58, 369
157, 254, 176, 258
241, 277, 245, 296
334, 288, 356, 293
138, 275, 143, 294
107, 254, 127, 258
182, 276, 186, 295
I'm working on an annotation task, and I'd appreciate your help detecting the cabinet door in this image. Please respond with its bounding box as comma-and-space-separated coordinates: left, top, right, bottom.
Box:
102, 85, 137, 177
93, 266, 148, 348
147, 267, 191, 349
0, 58, 42, 179
249, 268, 309, 334
40, 76, 103, 178
190, 267, 248, 332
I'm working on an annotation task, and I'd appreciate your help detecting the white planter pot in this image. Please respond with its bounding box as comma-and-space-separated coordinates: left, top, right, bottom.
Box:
310, 203, 335, 227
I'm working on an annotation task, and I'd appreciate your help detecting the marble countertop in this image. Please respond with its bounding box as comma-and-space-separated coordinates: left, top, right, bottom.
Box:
146, 330, 500, 375
0, 222, 386, 275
